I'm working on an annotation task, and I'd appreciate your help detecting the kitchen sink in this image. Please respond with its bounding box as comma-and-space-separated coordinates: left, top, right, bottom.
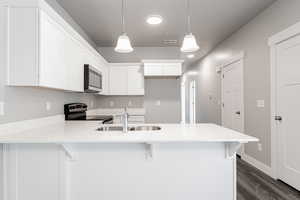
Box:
96, 126, 161, 132
97, 126, 124, 131
130, 126, 161, 131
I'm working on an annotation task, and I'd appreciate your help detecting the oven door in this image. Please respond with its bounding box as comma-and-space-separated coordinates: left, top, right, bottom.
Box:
84, 65, 102, 93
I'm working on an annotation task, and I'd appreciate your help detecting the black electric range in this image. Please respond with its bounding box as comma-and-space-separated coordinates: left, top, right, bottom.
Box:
64, 103, 113, 124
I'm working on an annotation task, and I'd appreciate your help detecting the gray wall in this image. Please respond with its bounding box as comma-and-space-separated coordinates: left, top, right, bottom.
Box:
97, 47, 182, 123
0, 0, 99, 124
144, 78, 181, 123
96, 78, 181, 124
184, 0, 300, 166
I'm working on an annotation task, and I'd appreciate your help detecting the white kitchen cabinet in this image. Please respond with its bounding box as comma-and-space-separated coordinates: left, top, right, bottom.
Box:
109, 63, 144, 95
142, 60, 184, 77
109, 66, 128, 95
4, 144, 65, 200
4, 0, 109, 93
127, 66, 144, 95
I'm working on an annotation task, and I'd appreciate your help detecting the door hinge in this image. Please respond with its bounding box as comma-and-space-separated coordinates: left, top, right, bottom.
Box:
222, 74, 224, 78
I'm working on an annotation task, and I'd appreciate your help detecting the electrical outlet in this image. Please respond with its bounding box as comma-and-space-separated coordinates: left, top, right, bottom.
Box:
155, 100, 161, 106
0, 102, 4, 116
256, 100, 265, 108
258, 143, 263, 152
90, 100, 94, 108
46, 101, 51, 111
109, 101, 114, 107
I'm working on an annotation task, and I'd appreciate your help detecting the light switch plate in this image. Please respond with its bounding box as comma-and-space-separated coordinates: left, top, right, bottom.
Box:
90, 100, 94, 108
0, 102, 4, 116
109, 101, 114, 107
155, 100, 161, 106
46, 101, 51, 111
128, 101, 132, 106
256, 100, 265, 108
258, 143, 263, 152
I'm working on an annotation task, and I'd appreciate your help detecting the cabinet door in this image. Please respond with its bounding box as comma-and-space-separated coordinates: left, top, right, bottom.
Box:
64, 32, 85, 92
39, 11, 67, 89
144, 63, 163, 76
163, 63, 182, 76
4, 144, 64, 200
100, 64, 109, 95
127, 66, 144, 95
109, 67, 128, 95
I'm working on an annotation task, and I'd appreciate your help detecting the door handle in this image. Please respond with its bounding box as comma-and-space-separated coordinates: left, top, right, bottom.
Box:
275, 116, 282, 121
235, 111, 241, 115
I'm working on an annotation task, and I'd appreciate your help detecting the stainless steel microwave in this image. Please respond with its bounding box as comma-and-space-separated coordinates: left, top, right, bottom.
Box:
84, 64, 102, 93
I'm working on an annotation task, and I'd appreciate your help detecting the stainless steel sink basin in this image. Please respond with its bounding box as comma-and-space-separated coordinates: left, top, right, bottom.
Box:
97, 126, 124, 131
96, 125, 161, 132
130, 126, 161, 131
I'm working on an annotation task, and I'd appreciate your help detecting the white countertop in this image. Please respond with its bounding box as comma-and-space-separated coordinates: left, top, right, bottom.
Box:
0, 120, 258, 144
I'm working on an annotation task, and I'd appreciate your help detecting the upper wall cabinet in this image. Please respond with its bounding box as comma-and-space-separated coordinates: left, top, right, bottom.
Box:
142, 60, 184, 77
3, 0, 109, 93
109, 63, 144, 96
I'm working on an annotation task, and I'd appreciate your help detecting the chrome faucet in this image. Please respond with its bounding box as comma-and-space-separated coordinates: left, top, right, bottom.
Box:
122, 107, 129, 133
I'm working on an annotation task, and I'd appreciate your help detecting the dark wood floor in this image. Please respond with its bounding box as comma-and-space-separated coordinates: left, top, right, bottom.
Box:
237, 157, 300, 200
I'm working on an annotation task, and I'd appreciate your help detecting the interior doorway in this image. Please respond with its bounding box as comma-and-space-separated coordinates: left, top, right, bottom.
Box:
189, 80, 196, 124
270, 32, 300, 191
221, 54, 245, 155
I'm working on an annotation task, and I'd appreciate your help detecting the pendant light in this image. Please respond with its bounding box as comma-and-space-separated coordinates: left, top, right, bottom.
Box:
115, 0, 133, 53
181, 0, 199, 53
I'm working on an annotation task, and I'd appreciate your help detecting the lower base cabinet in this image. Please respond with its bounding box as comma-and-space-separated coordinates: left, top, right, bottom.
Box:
4, 144, 65, 200
3, 143, 234, 200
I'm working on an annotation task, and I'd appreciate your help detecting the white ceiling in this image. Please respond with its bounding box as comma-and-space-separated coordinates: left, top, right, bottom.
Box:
57, 0, 275, 52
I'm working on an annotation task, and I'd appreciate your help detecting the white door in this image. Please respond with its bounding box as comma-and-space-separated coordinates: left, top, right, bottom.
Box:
276, 34, 300, 190
189, 80, 196, 124
222, 60, 244, 134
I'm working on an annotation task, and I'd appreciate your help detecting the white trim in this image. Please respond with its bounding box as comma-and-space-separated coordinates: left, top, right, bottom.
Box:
269, 20, 300, 46
269, 21, 300, 180
221, 52, 245, 155
270, 45, 278, 179
2, 144, 7, 200
242, 153, 273, 178
180, 76, 186, 124
221, 52, 245, 68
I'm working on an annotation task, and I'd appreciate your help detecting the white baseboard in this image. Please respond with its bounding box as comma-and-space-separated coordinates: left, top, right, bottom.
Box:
242, 153, 273, 177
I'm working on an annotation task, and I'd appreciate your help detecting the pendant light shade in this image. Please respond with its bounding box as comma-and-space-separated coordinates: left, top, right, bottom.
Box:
181, 33, 199, 53
115, 0, 133, 53
115, 33, 133, 53
181, 0, 199, 53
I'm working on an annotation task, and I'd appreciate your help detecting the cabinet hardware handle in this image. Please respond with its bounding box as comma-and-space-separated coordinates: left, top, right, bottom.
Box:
275, 116, 282, 121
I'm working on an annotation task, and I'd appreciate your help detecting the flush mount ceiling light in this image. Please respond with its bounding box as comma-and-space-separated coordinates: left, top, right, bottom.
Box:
187, 54, 195, 58
146, 15, 163, 25
115, 0, 133, 53
181, 0, 199, 53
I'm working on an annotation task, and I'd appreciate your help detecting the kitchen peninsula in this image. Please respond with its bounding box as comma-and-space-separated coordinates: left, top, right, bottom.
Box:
0, 116, 257, 200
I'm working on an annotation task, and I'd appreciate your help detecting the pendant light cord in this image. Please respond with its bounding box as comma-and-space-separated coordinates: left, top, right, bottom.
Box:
186, 0, 191, 34
122, 0, 125, 34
